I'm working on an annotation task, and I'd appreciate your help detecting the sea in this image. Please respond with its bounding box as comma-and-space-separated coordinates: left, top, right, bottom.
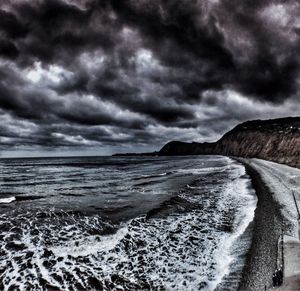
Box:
0, 155, 257, 291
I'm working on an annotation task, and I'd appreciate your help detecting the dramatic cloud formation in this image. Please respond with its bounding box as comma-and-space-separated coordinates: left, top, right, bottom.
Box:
0, 0, 299, 156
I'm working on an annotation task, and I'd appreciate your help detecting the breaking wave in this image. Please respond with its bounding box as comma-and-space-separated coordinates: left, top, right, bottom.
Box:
0, 156, 257, 290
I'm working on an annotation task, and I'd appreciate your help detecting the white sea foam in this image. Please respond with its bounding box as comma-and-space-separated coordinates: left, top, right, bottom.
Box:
0, 156, 257, 291
176, 164, 231, 175
50, 226, 128, 257
211, 162, 257, 290
140, 172, 169, 178
0, 196, 16, 204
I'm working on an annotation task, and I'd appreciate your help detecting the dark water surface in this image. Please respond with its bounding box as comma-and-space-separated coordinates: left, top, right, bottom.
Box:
0, 155, 257, 290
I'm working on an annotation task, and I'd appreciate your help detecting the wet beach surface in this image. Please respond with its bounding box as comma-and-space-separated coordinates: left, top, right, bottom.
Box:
237, 163, 290, 291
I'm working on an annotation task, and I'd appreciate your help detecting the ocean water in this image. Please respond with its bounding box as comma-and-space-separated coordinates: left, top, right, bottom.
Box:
0, 155, 257, 291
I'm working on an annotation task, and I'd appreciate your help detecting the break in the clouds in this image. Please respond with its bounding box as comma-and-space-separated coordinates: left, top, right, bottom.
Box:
0, 0, 299, 156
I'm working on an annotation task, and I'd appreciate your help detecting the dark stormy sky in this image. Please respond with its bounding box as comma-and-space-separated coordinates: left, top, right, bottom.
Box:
0, 0, 299, 157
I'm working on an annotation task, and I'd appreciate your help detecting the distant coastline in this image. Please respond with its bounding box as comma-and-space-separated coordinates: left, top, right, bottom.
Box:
113, 152, 158, 157
114, 117, 300, 169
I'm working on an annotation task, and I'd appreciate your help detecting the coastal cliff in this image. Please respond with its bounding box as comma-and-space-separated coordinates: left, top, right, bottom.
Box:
159, 117, 300, 168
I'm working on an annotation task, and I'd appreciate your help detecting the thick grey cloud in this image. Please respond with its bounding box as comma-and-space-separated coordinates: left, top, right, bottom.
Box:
0, 0, 299, 156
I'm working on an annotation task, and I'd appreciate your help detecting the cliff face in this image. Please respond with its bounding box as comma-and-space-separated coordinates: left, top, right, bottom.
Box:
159, 117, 300, 168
